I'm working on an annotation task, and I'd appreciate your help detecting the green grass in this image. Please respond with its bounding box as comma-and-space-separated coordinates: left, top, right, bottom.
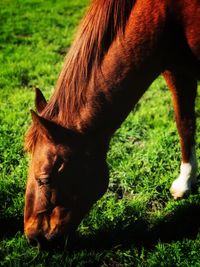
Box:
1, 0, 200, 266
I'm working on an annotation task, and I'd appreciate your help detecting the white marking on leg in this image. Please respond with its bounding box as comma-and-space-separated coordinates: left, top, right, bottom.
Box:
170, 146, 198, 199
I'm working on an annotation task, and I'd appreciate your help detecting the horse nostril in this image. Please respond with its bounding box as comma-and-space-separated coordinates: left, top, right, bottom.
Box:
28, 234, 48, 249
28, 237, 38, 247
28, 233, 46, 248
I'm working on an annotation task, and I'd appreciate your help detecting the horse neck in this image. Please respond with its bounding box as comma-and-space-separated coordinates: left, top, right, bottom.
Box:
74, 1, 166, 137
49, 0, 167, 141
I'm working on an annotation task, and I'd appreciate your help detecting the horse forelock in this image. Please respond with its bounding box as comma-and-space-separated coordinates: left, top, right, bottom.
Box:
24, 124, 39, 153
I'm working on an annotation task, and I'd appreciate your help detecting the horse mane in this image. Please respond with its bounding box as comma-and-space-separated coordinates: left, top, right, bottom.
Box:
42, 0, 135, 124
25, 0, 135, 152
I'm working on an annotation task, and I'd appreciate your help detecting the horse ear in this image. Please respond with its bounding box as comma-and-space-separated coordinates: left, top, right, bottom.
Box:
31, 110, 59, 140
35, 88, 47, 113
30, 110, 74, 142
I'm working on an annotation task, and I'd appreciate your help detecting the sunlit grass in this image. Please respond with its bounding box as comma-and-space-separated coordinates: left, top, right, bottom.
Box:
1, 0, 200, 266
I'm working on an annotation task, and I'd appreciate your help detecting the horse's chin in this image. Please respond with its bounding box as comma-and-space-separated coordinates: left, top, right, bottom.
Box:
26, 224, 77, 250
25, 208, 83, 250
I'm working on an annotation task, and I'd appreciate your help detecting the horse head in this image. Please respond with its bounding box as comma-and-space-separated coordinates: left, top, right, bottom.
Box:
24, 89, 109, 249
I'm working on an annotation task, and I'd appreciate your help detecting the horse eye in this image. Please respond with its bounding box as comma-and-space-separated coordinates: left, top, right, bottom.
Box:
36, 177, 51, 186
58, 162, 65, 173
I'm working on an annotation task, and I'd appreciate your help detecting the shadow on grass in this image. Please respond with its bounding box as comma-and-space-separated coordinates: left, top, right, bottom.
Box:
0, 216, 23, 239
0, 200, 200, 251
68, 201, 200, 251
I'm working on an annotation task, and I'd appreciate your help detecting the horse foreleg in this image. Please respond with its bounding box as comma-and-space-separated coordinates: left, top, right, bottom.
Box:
163, 71, 198, 199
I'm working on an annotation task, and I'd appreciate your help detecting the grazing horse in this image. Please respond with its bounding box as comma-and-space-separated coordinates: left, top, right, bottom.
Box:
24, 0, 200, 248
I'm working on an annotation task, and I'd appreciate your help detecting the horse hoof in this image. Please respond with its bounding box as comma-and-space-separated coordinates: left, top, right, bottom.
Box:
170, 178, 191, 200
170, 188, 190, 200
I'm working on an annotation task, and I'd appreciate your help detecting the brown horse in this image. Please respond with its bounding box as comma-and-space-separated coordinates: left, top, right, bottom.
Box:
24, 0, 200, 248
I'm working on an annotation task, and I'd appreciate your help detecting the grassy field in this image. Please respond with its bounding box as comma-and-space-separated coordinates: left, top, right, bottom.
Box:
1, 0, 200, 266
